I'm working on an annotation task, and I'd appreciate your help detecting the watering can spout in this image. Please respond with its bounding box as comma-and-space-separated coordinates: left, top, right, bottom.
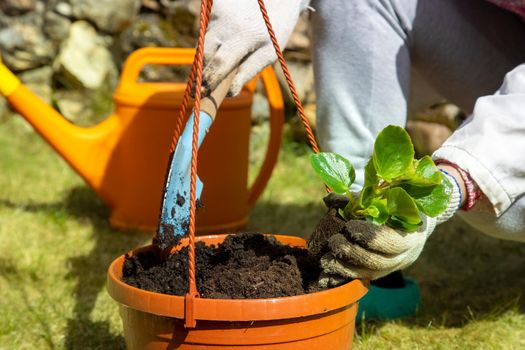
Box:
0, 56, 119, 197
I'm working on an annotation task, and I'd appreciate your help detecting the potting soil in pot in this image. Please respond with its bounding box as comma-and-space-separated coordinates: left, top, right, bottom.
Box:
123, 233, 325, 299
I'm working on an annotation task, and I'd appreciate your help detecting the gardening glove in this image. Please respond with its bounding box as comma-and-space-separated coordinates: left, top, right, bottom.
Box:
203, 0, 311, 96
310, 170, 462, 286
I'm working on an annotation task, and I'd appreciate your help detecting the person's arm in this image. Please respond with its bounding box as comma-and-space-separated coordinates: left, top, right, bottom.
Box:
433, 64, 525, 217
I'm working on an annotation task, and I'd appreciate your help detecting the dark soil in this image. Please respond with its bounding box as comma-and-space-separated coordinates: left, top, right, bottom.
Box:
123, 233, 324, 299
176, 193, 185, 206
153, 223, 184, 250
307, 193, 348, 258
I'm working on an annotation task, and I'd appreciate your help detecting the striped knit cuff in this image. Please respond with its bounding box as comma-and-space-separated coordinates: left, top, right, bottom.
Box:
435, 170, 461, 225
435, 160, 482, 211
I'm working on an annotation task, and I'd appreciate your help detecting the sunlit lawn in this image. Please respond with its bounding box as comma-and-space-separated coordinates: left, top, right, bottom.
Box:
0, 116, 524, 349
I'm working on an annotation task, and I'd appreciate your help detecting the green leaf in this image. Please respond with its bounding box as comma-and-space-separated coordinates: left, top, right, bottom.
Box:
409, 156, 442, 186
338, 208, 349, 221
342, 199, 357, 220
373, 125, 414, 181
401, 182, 452, 217
399, 171, 453, 217
364, 158, 378, 187
386, 187, 422, 225
310, 152, 355, 194
359, 186, 374, 208
365, 198, 389, 225
387, 216, 423, 232
365, 205, 379, 218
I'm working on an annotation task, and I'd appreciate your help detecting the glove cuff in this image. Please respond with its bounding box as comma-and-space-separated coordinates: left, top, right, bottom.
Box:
435, 170, 461, 225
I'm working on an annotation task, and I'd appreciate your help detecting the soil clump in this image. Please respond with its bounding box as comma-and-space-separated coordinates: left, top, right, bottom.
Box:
307, 193, 348, 258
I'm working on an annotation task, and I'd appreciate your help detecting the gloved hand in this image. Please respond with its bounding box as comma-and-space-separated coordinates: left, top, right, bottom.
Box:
309, 169, 462, 287
314, 217, 436, 287
203, 0, 310, 96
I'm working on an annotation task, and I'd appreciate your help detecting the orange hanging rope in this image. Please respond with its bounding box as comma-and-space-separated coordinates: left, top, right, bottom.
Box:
257, 0, 320, 155
178, 0, 324, 329
169, 0, 213, 153
257, 0, 329, 193
180, 0, 213, 329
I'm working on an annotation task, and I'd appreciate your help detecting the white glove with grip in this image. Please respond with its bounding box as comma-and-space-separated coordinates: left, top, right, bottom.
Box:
310, 171, 461, 286
317, 217, 436, 286
203, 0, 310, 96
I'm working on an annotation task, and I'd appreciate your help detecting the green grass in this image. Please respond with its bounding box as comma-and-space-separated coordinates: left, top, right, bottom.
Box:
0, 117, 524, 349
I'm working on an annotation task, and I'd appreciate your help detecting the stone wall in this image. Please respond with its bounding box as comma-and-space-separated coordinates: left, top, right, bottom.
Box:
0, 0, 314, 126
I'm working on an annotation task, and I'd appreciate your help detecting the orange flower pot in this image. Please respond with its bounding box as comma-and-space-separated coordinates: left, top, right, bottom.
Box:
107, 234, 368, 349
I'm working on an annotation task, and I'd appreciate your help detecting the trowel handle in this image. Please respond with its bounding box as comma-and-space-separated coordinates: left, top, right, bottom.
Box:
200, 70, 237, 120
172, 69, 238, 168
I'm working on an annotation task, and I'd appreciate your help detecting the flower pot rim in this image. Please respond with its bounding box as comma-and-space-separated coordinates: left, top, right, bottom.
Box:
107, 233, 369, 322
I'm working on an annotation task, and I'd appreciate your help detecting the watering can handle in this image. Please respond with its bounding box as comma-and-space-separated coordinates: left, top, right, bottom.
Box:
120, 47, 284, 208
120, 47, 196, 88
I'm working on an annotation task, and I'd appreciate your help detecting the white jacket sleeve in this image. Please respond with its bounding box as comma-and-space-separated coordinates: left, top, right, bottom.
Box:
433, 64, 525, 216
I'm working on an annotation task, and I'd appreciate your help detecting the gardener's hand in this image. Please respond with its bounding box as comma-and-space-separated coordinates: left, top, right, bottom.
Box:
309, 167, 463, 286
314, 218, 436, 286
203, 0, 310, 96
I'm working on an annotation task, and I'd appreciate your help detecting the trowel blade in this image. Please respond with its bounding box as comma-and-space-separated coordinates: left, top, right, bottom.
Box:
157, 112, 212, 249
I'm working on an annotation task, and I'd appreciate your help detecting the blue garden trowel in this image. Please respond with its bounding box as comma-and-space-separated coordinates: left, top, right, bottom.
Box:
156, 72, 235, 250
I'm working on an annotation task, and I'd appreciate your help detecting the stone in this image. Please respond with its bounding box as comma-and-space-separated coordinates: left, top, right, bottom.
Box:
284, 13, 311, 61
406, 120, 452, 157
160, 0, 200, 17
0, 12, 8, 28
164, 4, 199, 47
69, 0, 141, 33
55, 21, 117, 90
0, 0, 36, 16
408, 102, 465, 156
147, 0, 201, 46
53, 85, 114, 126
117, 12, 192, 82
141, 0, 160, 11
118, 13, 176, 57
44, 10, 72, 42
55, 2, 72, 17
0, 12, 55, 71
415, 102, 465, 130
19, 66, 53, 103
53, 89, 94, 125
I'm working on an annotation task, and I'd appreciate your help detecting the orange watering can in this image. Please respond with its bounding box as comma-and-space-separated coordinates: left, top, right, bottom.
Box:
0, 47, 284, 233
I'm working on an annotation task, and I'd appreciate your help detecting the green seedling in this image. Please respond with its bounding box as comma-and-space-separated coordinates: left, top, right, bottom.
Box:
310, 125, 452, 232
